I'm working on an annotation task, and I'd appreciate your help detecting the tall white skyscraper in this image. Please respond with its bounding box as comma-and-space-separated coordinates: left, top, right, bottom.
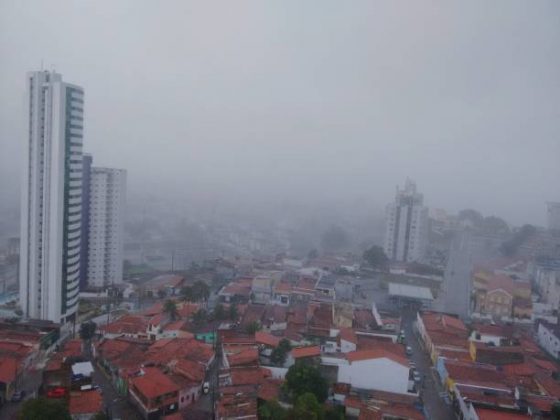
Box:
87, 167, 126, 288
384, 179, 428, 263
19, 71, 84, 323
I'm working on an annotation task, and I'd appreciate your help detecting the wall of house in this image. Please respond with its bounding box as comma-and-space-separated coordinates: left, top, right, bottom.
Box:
337, 358, 410, 394
340, 339, 356, 353
537, 323, 560, 359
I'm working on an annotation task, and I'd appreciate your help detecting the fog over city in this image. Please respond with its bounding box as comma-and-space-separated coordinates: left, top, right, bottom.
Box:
1, 1, 560, 228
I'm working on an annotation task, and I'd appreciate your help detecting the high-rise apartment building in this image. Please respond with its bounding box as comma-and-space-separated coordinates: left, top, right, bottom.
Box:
383, 179, 428, 263
19, 71, 84, 323
86, 167, 126, 288
79, 154, 93, 291
547, 202, 560, 232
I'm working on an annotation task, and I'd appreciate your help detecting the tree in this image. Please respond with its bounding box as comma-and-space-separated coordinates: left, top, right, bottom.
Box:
552, 401, 560, 420
481, 216, 510, 235
284, 362, 328, 402
163, 300, 178, 321
458, 209, 484, 226
18, 398, 72, 420
362, 245, 389, 270
229, 304, 238, 321
245, 321, 262, 335
79, 321, 97, 341
258, 400, 288, 420
192, 280, 210, 302
292, 392, 324, 420
500, 224, 537, 256
181, 286, 194, 302
270, 338, 291, 366
214, 304, 226, 320
320, 226, 349, 253
192, 309, 208, 325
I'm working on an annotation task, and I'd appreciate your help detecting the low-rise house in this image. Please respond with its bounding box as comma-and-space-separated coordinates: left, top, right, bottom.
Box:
69, 391, 104, 420
216, 385, 258, 420
537, 321, 560, 359
271, 281, 291, 306
416, 311, 469, 362
99, 315, 149, 340
218, 278, 252, 303
142, 274, 185, 298
251, 276, 274, 304
472, 272, 532, 320
129, 367, 181, 419
469, 323, 515, 347
336, 349, 414, 395
261, 305, 287, 332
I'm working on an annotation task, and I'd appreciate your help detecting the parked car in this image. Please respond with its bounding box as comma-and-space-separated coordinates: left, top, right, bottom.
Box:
11, 391, 25, 402
406, 346, 413, 356
203, 382, 210, 394
413, 371, 422, 382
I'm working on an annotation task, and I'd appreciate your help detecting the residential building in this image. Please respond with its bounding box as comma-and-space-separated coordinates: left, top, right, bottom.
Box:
472, 272, 532, 320
19, 70, 84, 323
547, 202, 560, 232
78, 154, 92, 291
87, 167, 126, 288
383, 178, 428, 262
537, 322, 560, 360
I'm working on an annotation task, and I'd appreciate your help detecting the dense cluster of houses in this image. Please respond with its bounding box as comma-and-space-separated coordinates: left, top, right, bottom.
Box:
417, 311, 560, 419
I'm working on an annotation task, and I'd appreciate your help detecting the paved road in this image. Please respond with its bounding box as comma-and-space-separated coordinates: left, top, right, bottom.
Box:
402, 307, 456, 420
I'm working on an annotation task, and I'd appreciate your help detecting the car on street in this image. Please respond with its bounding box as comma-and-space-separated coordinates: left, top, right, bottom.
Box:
10, 391, 25, 402
413, 371, 422, 383
203, 382, 210, 394
406, 346, 413, 356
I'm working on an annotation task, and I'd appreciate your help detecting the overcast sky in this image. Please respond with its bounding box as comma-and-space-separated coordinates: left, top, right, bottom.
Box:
1, 1, 559, 225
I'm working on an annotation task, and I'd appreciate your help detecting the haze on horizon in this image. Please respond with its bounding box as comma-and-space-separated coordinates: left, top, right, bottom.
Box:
1, 1, 559, 226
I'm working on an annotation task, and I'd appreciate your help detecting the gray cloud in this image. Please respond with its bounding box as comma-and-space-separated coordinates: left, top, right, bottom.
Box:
1, 0, 559, 225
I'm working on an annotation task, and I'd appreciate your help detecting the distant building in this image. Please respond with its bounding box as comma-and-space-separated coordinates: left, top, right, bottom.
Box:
19, 70, 84, 323
547, 202, 560, 232
383, 179, 428, 263
86, 167, 126, 288
537, 322, 560, 359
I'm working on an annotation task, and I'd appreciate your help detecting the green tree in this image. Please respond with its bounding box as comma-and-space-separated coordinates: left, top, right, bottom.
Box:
258, 399, 288, 420
192, 280, 210, 302
270, 338, 291, 366
181, 286, 194, 302
362, 245, 389, 270
79, 321, 97, 341
458, 209, 484, 226
163, 299, 178, 321
214, 304, 226, 320
284, 362, 328, 402
481, 216, 510, 235
18, 398, 72, 420
229, 304, 238, 321
292, 392, 324, 420
192, 309, 208, 325
245, 321, 262, 335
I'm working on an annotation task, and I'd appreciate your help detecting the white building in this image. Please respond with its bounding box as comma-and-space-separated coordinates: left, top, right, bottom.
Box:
86, 167, 126, 288
323, 350, 414, 395
537, 322, 560, 359
384, 179, 428, 262
547, 202, 560, 232
19, 70, 84, 323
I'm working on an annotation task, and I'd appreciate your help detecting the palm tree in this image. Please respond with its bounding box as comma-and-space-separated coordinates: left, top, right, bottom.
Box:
163, 299, 178, 321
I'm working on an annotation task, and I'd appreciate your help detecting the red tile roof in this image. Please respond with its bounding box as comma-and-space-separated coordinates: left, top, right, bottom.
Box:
339, 328, 358, 344
131, 368, 180, 399
0, 357, 18, 384
258, 378, 282, 401
230, 367, 269, 386
224, 345, 259, 367
255, 331, 281, 347
171, 358, 206, 383
291, 346, 321, 359
476, 408, 529, 420
346, 349, 408, 367
102, 315, 148, 336
69, 391, 103, 415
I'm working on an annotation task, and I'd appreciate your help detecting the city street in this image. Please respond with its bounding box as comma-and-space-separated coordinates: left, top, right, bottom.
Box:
0, 368, 42, 420
402, 307, 456, 420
